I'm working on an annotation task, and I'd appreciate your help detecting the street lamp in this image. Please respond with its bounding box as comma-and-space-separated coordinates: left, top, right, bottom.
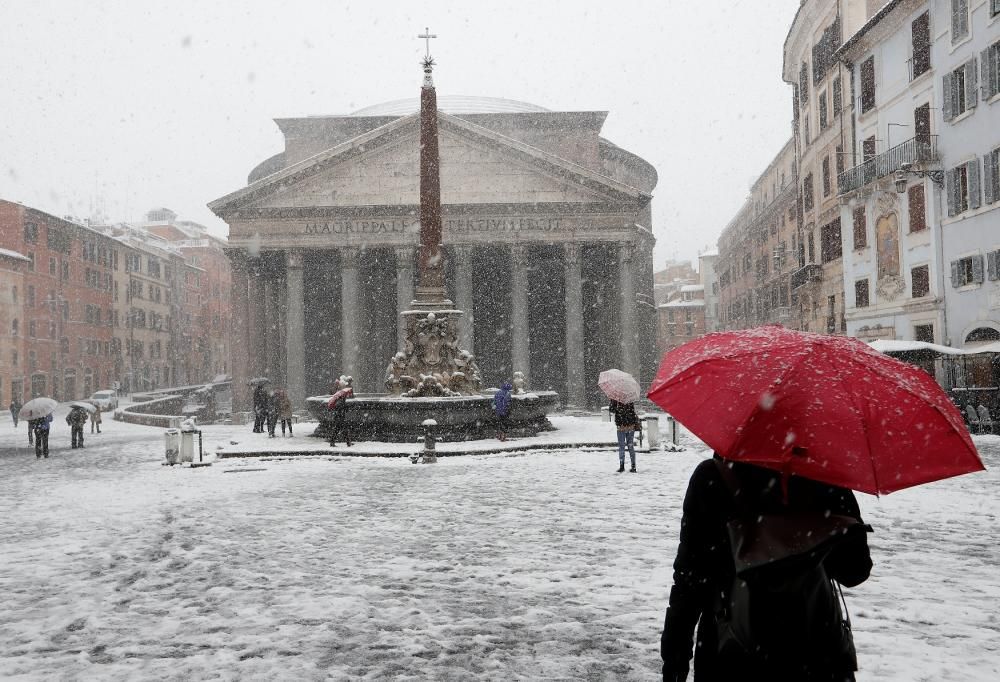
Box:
894, 162, 945, 193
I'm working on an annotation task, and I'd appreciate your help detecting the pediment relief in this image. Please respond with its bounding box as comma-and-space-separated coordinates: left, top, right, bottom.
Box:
211, 112, 646, 215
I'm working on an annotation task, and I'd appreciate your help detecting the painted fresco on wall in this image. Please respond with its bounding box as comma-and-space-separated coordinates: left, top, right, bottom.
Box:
876, 212, 900, 280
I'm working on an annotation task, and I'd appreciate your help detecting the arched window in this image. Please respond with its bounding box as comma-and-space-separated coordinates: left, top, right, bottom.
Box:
965, 327, 1000, 344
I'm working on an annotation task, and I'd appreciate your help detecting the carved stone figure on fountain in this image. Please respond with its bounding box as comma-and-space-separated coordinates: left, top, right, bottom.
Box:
512, 371, 526, 395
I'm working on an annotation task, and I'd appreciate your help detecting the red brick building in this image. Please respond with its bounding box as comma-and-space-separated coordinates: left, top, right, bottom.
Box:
144, 210, 231, 383
0, 201, 117, 401
657, 284, 707, 354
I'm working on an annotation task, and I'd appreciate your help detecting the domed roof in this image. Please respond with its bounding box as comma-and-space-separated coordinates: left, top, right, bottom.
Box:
351, 95, 550, 117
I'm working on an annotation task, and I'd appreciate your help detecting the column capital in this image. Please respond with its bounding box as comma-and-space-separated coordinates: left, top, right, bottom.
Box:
564, 242, 583, 265
619, 241, 636, 264
394, 245, 416, 264
286, 250, 305, 270
340, 246, 360, 269
511, 243, 531, 267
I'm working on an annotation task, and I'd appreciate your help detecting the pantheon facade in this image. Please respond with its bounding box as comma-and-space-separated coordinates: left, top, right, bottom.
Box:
210, 96, 658, 410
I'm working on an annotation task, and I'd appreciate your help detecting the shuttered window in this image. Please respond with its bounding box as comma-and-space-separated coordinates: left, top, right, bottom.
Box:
803, 174, 814, 211
863, 136, 876, 161
911, 265, 930, 298
952, 0, 969, 43
855, 279, 870, 308
799, 63, 810, 107
853, 207, 867, 249
860, 57, 876, 113
983, 41, 1000, 101
951, 255, 983, 287
832, 77, 842, 116
819, 90, 828, 129
820, 219, 842, 264
912, 12, 931, 78
944, 60, 978, 121
993, 0, 1000, 18
822, 156, 831, 197
984, 148, 1000, 205
908, 185, 927, 232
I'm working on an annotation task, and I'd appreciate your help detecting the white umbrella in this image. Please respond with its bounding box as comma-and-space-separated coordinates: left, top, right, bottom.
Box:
19, 397, 58, 420
69, 401, 97, 414
247, 377, 271, 386
598, 369, 641, 403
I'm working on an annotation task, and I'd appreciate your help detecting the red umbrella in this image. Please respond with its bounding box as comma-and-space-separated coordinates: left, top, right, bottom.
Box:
647, 326, 984, 496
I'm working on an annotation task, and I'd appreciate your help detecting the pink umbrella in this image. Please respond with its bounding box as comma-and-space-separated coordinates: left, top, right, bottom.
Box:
598, 369, 641, 403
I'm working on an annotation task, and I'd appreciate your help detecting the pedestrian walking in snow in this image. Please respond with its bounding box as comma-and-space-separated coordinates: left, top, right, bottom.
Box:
327, 377, 354, 447
66, 406, 88, 448
276, 389, 294, 436
609, 399, 639, 472
9, 399, 21, 427
91, 404, 102, 433
493, 381, 513, 441
265, 389, 279, 438
252, 384, 267, 433
32, 414, 52, 458
659, 454, 872, 681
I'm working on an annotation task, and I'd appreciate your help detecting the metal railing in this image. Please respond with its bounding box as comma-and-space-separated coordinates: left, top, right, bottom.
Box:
838, 136, 938, 194
791, 264, 823, 290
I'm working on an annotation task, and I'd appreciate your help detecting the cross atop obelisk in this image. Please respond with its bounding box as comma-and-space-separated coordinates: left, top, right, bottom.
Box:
418, 27, 437, 59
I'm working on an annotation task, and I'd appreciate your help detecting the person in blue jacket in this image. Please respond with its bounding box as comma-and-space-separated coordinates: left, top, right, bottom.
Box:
32, 413, 53, 458
493, 381, 513, 441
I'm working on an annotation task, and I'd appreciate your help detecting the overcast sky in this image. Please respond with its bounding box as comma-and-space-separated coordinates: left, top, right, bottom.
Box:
1, 0, 800, 269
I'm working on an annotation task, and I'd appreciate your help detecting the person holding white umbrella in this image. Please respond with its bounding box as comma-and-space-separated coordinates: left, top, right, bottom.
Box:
19, 397, 57, 458
598, 369, 642, 473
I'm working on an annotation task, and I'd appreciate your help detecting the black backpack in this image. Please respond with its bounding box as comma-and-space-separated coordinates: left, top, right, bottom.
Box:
713, 459, 863, 674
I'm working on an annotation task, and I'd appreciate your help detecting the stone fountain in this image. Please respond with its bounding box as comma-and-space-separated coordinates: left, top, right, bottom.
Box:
307, 47, 559, 442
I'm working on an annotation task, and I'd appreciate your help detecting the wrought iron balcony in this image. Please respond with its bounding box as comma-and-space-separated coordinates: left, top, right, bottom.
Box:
791, 263, 823, 290
837, 136, 938, 194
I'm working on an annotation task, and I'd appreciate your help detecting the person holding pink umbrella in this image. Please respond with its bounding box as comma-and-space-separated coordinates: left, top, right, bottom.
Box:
599, 369, 642, 473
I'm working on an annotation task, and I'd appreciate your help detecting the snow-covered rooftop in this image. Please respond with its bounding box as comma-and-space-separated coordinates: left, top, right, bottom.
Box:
661, 300, 705, 308
351, 95, 551, 117
0, 247, 30, 262
679, 284, 704, 293
868, 339, 967, 355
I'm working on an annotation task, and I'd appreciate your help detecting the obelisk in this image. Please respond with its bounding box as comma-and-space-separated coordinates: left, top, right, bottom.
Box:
385, 33, 481, 397
412, 50, 453, 309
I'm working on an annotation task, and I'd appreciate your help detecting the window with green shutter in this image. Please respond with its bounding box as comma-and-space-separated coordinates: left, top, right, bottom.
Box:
952, 0, 969, 43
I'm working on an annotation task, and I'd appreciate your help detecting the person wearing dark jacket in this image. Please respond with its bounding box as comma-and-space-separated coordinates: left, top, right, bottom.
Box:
10, 399, 20, 427
609, 399, 640, 472
660, 454, 873, 681
493, 381, 513, 441
252, 384, 266, 433
264, 390, 279, 438
32, 414, 53, 458
66, 407, 88, 448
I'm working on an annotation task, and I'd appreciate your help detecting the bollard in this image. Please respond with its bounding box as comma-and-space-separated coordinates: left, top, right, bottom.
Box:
645, 415, 660, 449
666, 414, 678, 445
164, 429, 180, 465
421, 418, 438, 463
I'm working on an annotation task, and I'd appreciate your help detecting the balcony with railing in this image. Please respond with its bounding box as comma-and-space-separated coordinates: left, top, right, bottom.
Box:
837, 136, 938, 195
791, 263, 823, 290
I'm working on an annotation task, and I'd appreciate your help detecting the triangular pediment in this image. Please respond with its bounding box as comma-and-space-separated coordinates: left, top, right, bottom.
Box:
209, 112, 649, 215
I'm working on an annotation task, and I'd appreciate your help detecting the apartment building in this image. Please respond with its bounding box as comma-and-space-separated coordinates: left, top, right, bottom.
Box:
0, 247, 30, 403
717, 139, 800, 330
836, 0, 947, 343
935, 0, 1000, 348
0, 201, 117, 401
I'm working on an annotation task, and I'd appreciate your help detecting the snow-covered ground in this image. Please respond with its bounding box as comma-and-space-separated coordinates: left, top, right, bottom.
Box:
1, 408, 998, 680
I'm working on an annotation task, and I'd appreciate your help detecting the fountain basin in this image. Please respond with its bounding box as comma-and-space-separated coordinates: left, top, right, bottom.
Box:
306, 391, 560, 442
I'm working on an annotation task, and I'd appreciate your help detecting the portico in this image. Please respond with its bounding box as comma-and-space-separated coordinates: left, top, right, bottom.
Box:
211, 98, 658, 410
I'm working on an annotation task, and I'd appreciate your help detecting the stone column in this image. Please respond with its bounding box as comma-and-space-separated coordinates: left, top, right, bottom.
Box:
452, 245, 475, 352
340, 246, 360, 382
619, 242, 638, 378
511, 244, 530, 386
395, 246, 415, 352
247, 257, 267, 384
563, 243, 586, 408
228, 251, 251, 411
263, 268, 281, 383
285, 250, 305, 408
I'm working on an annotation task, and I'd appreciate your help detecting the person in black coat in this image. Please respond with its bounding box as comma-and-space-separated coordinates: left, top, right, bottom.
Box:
252, 384, 266, 433
609, 399, 640, 472
660, 454, 872, 682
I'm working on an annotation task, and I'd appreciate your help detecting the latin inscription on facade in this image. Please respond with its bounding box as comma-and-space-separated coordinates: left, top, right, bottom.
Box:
302, 217, 563, 236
